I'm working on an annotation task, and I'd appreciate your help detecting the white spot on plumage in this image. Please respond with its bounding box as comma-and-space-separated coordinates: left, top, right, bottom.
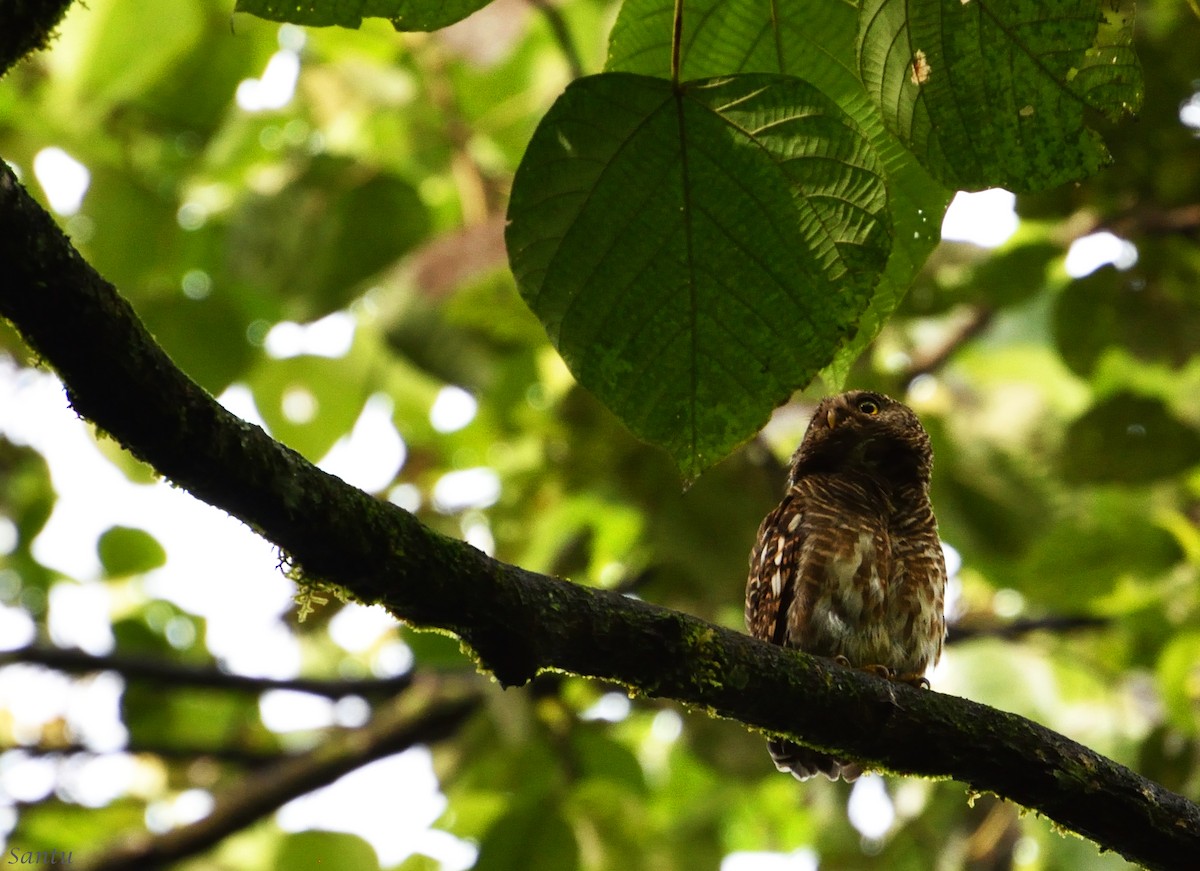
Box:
827, 532, 874, 593
788, 513, 802, 532
824, 610, 849, 641
771, 569, 782, 597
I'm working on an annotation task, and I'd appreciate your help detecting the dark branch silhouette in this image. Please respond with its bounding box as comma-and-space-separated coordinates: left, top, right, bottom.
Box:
4, 741, 286, 768
3, 156, 1199, 871
1, 645, 415, 697
81, 690, 481, 871
899, 305, 994, 383
527, 0, 585, 81
946, 614, 1110, 645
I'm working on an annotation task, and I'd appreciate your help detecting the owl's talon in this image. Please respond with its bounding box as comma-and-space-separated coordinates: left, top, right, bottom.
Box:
859, 663, 893, 680
895, 672, 930, 689
831, 658, 894, 680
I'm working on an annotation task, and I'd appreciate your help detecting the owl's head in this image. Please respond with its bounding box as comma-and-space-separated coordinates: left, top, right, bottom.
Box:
788, 391, 933, 487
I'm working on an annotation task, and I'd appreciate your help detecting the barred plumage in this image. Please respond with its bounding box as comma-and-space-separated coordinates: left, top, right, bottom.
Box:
745, 391, 946, 781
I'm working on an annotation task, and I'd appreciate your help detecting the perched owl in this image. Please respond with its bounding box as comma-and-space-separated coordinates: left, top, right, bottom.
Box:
745, 391, 946, 781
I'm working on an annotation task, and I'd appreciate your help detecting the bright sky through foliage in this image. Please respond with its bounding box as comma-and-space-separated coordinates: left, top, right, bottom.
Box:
430, 386, 479, 433
276, 748, 476, 868
31, 148, 89, 215
1065, 232, 1139, 277
236, 26, 305, 112
847, 774, 896, 840
939, 189, 1018, 248
265, 313, 356, 359
0, 362, 465, 863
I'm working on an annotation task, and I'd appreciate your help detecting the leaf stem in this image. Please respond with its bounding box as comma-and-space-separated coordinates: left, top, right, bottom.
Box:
528, 0, 584, 81
671, 0, 683, 86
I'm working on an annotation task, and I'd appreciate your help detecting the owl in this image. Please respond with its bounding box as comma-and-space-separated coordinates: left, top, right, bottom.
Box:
745, 391, 946, 781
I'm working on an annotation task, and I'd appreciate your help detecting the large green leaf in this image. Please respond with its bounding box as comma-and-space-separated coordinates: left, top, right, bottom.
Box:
506, 72, 890, 477
235, 0, 491, 31
606, 0, 951, 388
858, 0, 1142, 191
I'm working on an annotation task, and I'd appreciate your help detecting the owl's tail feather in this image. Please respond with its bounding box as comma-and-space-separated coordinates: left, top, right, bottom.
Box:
768, 739, 862, 782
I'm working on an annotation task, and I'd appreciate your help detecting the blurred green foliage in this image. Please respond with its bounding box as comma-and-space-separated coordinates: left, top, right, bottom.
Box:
0, 0, 1198, 870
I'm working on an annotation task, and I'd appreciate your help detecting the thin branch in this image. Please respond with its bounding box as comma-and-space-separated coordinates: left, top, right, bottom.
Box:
0, 646, 414, 698
81, 688, 481, 871
526, 0, 584, 81
900, 306, 994, 382
1101, 203, 1200, 240
947, 615, 1110, 645
2, 163, 1199, 869
3, 742, 285, 768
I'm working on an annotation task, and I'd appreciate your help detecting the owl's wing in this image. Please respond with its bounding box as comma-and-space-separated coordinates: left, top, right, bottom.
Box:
745, 491, 805, 645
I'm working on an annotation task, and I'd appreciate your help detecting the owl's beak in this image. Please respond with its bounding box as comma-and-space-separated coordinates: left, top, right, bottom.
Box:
827, 408, 839, 430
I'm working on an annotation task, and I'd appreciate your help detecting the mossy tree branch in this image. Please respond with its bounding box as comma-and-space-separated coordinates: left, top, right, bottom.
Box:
0, 0, 73, 75
1, 163, 1198, 869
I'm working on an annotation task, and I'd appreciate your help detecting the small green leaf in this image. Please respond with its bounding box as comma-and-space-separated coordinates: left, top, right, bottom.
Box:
248, 354, 370, 461
403, 627, 471, 668
11, 800, 146, 857
138, 295, 257, 394
234, 0, 491, 31
1016, 492, 1181, 609
1054, 252, 1200, 376
474, 798, 579, 871
276, 831, 381, 871
394, 854, 442, 871
1060, 392, 1200, 485
507, 72, 890, 478
97, 526, 167, 577
227, 156, 430, 323
123, 684, 272, 748
65, 0, 204, 107
571, 726, 647, 792
0, 438, 55, 547
858, 0, 1143, 191
1156, 633, 1200, 735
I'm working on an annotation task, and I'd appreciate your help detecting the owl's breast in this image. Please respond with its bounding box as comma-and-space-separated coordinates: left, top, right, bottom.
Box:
798, 526, 887, 655
797, 525, 939, 675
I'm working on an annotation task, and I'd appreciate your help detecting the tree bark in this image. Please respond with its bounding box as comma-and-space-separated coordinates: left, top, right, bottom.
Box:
2, 159, 1199, 869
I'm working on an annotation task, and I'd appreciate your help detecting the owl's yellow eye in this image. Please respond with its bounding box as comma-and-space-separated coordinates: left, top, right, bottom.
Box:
857, 399, 880, 415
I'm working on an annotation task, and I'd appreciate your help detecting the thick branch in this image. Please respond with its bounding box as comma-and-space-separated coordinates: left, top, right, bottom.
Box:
1, 165, 1198, 869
